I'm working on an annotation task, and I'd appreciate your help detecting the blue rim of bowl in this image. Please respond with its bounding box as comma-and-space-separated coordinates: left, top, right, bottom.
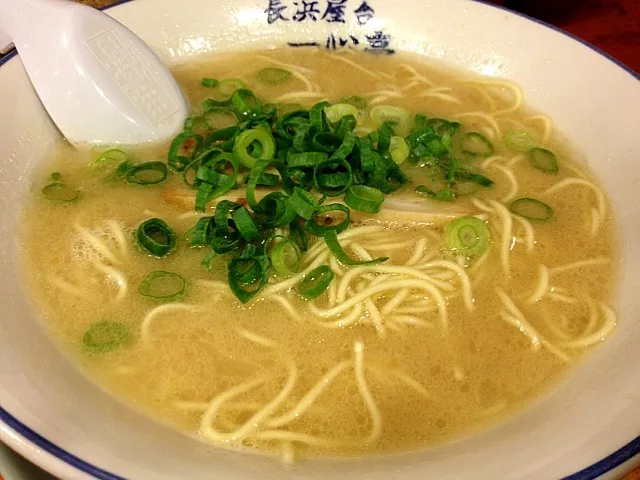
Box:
0, 0, 638, 478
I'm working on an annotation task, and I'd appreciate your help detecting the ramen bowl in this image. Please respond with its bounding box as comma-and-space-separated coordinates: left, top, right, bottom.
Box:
0, 0, 639, 478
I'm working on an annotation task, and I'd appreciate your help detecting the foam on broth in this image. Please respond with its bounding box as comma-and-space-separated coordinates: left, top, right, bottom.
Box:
18, 48, 618, 460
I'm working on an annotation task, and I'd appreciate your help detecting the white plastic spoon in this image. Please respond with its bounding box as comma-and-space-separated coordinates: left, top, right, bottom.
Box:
0, 0, 188, 146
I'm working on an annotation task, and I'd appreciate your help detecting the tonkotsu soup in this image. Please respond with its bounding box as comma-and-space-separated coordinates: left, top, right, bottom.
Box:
19, 48, 619, 461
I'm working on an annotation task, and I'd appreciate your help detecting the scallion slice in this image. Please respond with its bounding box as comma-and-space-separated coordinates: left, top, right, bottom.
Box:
305, 203, 350, 236
266, 236, 301, 277
289, 187, 319, 219
509, 198, 554, 221
233, 127, 276, 168
340, 95, 367, 110
83, 321, 129, 354
528, 148, 559, 173
445, 216, 490, 255
258, 67, 292, 85
201, 77, 218, 88
461, 132, 494, 157
505, 130, 538, 152
42, 182, 79, 202
370, 105, 411, 135
297, 265, 334, 299
125, 162, 168, 185
231, 206, 260, 241
228, 253, 270, 303
344, 185, 384, 214
219, 78, 247, 96
136, 218, 176, 257
89, 148, 128, 170
139, 271, 186, 300
324, 103, 359, 124
324, 230, 388, 266
389, 136, 410, 164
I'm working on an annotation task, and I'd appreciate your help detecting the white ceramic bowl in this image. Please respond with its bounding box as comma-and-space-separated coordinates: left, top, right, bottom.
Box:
1, 0, 639, 478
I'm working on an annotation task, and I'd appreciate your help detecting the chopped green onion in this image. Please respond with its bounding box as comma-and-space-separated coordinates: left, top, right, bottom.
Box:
168, 132, 202, 173
505, 130, 538, 152
219, 78, 247, 96
445, 216, 490, 255
306, 203, 350, 236
89, 149, 129, 170
313, 156, 353, 196
509, 198, 554, 221
415, 185, 455, 202
258, 67, 292, 85
324, 103, 359, 124
340, 95, 367, 110
344, 185, 384, 214
231, 206, 260, 241
201, 77, 219, 88
203, 108, 238, 130
268, 237, 301, 277
461, 132, 494, 157
139, 271, 186, 300
42, 182, 79, 202
324, 230, 388, 266
83, 321, 129, 354
297, 265, 334, 299
389, 136, 410, 164
370, 105, 411, 135
528, 148, 559, 173
227, 252, 270, 303
136, 218, 176, 257
125, 162, 167, 185
233, 127, 276, 168
289, 187, 319, 219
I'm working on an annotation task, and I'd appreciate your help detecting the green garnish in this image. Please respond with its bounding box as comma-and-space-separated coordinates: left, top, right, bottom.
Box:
528, 148, 559, 173
324, 103, 359, 124
509, 198, 554, 221
258, 68, 292, 85
266, 236, 301, 277
139, 271, 186, 300
233, 127, 276, 168
461, 132, 494, 157
201, 77, 219, 88
445, 216, 490, 255
136, 218, 176, 257
83, 321, 129, 354
297, 265, 334, 299
344, 185, 384, 214
340, 95, 367, 110
323, 230, 388, 266
125, 162, 168, 185
505, 130, 538, 152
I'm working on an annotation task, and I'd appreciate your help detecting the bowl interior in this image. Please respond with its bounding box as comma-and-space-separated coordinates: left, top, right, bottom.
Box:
0, 0, 639, 478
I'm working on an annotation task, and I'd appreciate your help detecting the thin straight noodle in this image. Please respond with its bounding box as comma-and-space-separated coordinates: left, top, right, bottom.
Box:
582, 298, 600, 336
418, 260, 474, 311
488, 200, 513, 276
336, 265, 449, 303
526, 265, 549, 303
256, 55, 313, 74
388, 315, 434, 327
420, 92, 462, 104
261, 251, 330, 297
547, 292, 578, 304
544, 178, 606, 218
268, 295, 302, 322
314, 278, 448, 328
405, 238, 427, 266
329, 255, 346, 277
453, 112, 502, 137
549, 257, 610, 274
506, 155, 524, 168
330, 54, 382, 79
91, 260, 127, 302
489, 163, 519, 202
368, 365, 431, 398
524, 115, 552, 143
365, 297, 385, 337
267, 360, 351, 428
353, 342, 382, 443
272, 91, 328, 103
311, 302, 364, 328
562, 303, 617, 349
106, 220, 128, 255
350, 243, 373, 261
380, 289, 410, 316
46, 276, 88, 298
480, 155, 508, 169
366, 240, 417, 251
468, 79, 523, 115
397, 63, 434, 86
303, 225, 383, 260
513, 215, 535, 252
140, 303, 202, 342
74, 224, 121, 265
